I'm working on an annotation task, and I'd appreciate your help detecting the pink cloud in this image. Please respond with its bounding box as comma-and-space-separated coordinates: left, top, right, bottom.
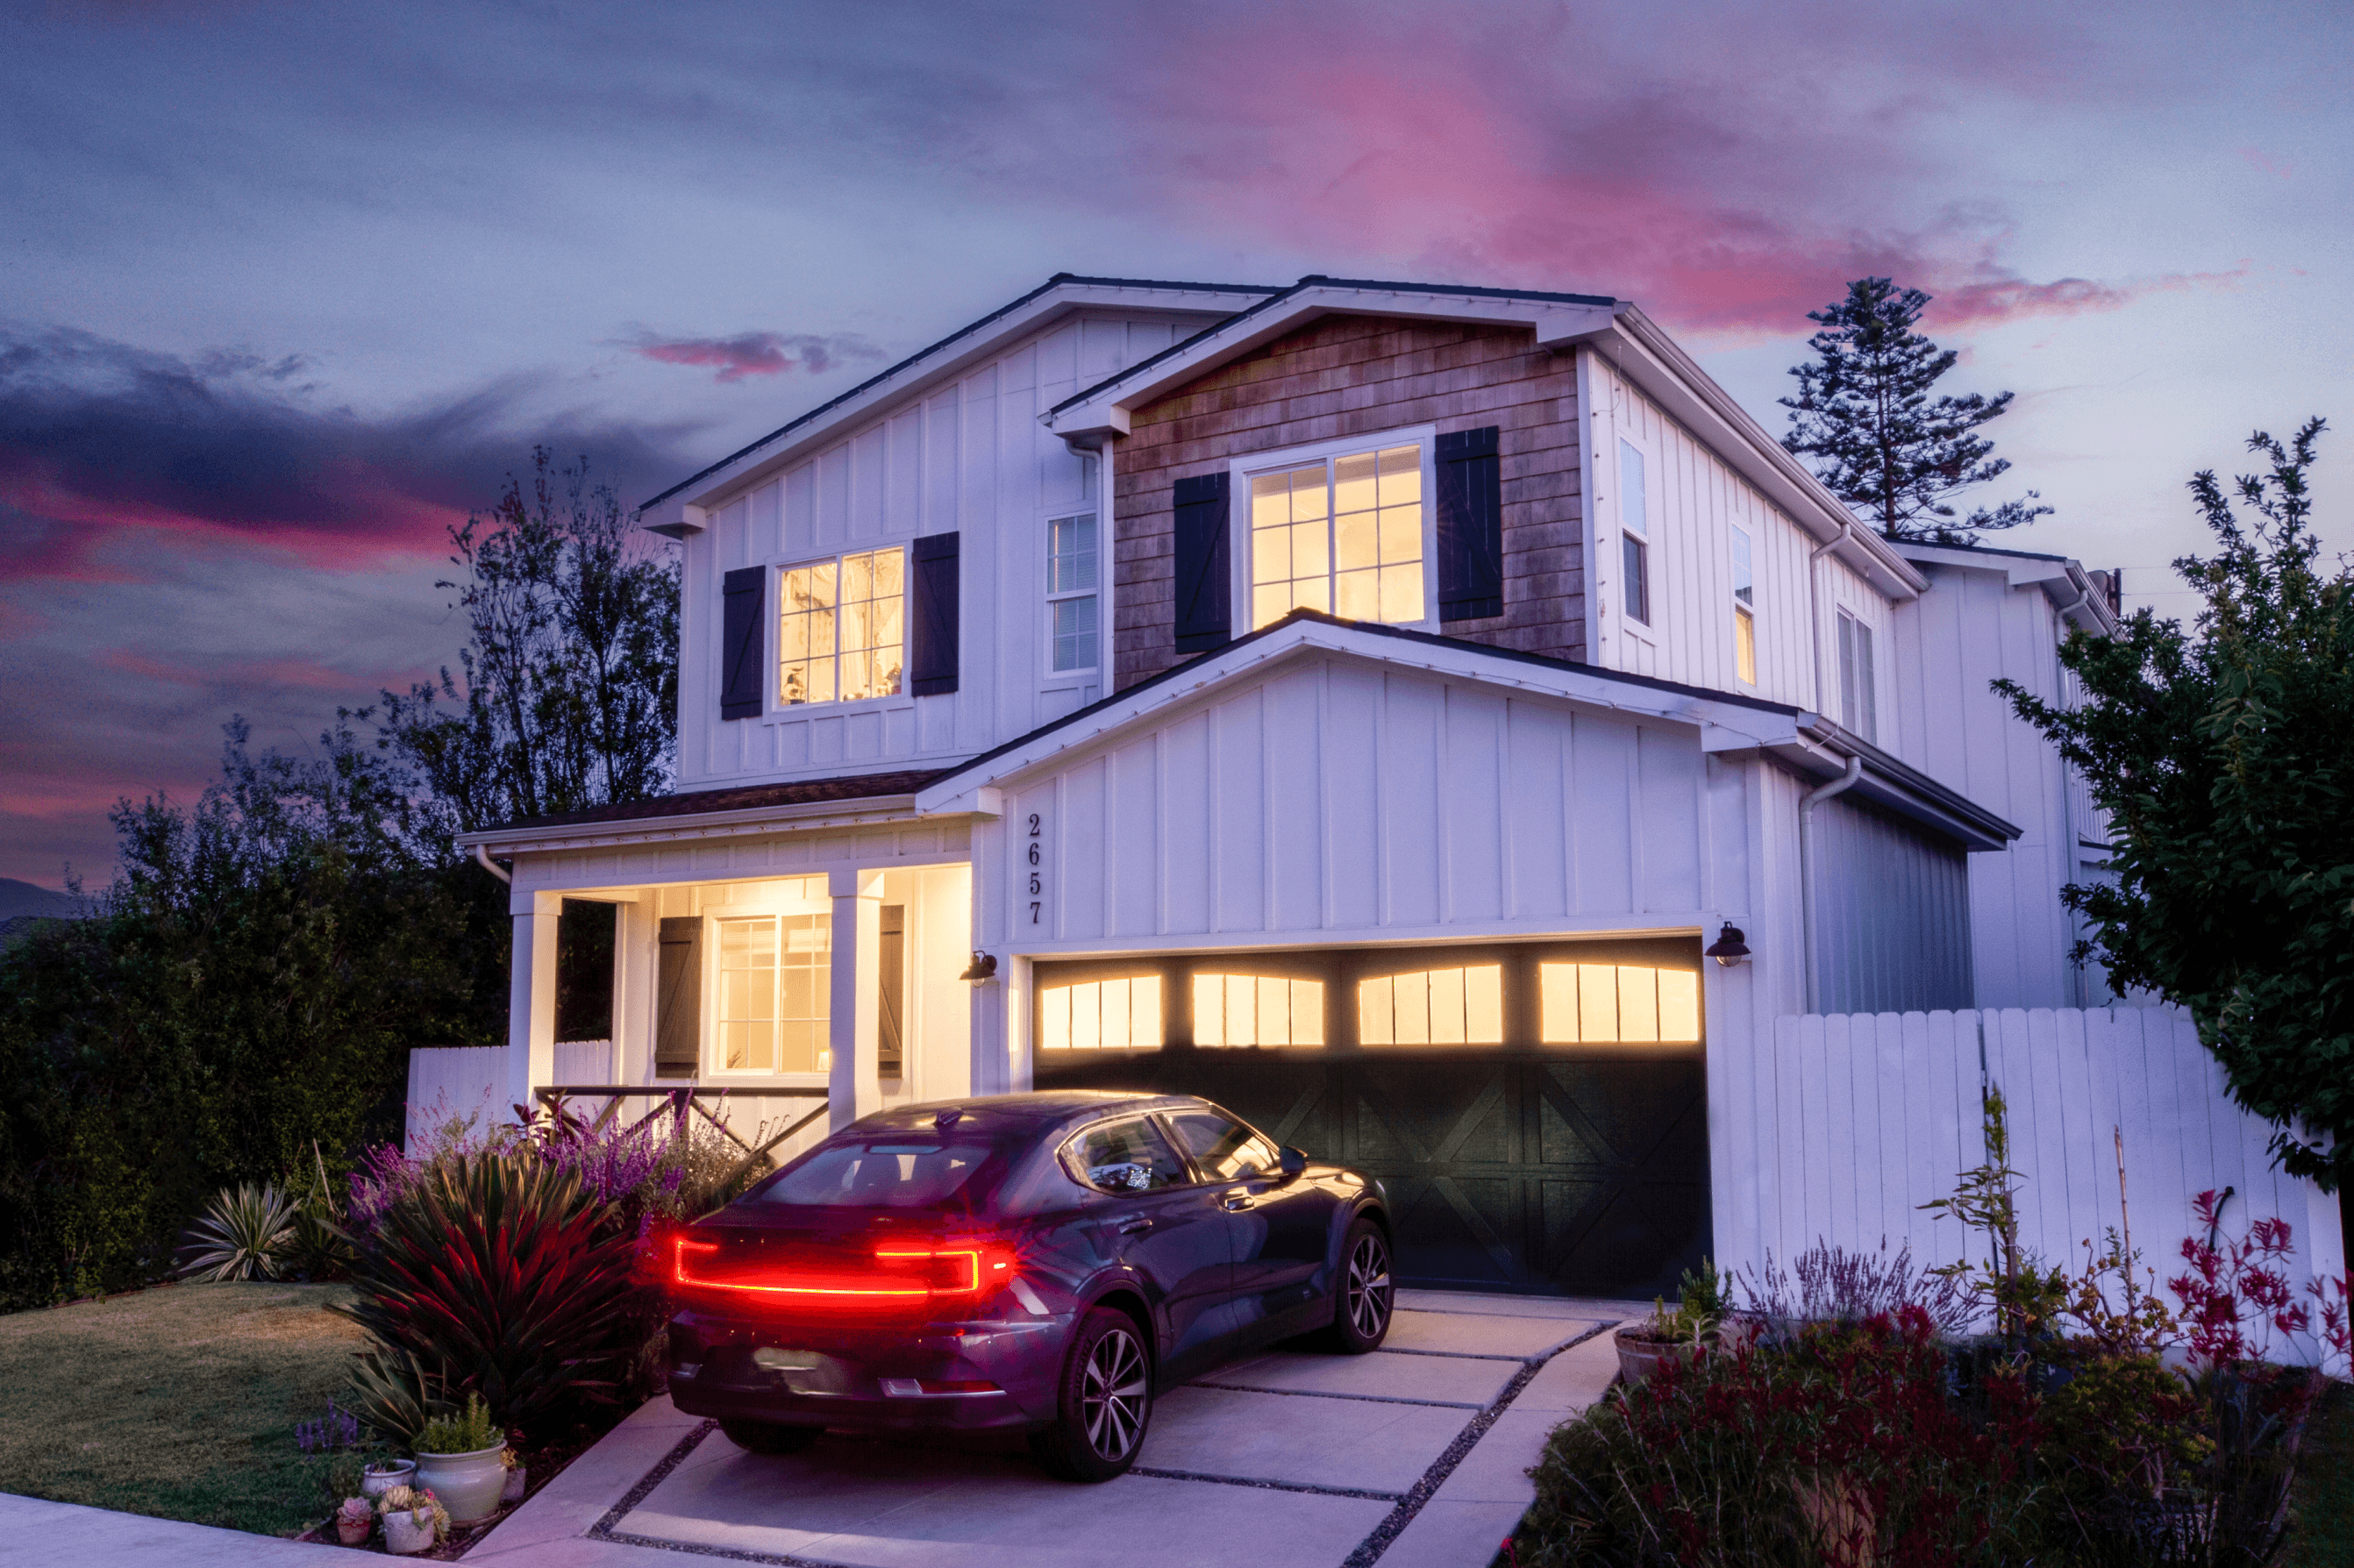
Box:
2238, 147, 2292, 179
624, 330, 881, 383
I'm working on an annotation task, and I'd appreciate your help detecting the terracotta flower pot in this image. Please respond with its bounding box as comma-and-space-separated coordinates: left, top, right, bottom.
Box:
382, 1510, 436, 1555
335, 1517, 371, 1546
1612, 1326, 1695, 1384
416, 1443, 509, 1525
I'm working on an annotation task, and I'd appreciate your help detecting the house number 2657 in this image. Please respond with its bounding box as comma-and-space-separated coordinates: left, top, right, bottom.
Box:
1026, 813, 1044, 925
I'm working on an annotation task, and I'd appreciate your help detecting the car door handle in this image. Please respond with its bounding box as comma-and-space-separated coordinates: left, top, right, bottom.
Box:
1117, 1215, 1154, 1235
1221, 1190, 1256, 1212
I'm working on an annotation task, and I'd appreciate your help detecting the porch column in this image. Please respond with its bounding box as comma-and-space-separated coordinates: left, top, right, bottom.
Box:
505, 889, 559, 1121
828, 868, 886, 1130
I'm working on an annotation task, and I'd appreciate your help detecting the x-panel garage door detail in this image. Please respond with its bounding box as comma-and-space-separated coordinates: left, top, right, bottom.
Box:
1029, 938, 1710, 1301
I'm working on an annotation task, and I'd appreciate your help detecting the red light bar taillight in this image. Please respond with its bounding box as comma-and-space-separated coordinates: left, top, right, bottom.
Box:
673, 1236, 1015, 1308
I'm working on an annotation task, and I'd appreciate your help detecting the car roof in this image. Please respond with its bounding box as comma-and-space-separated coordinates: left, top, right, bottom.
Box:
842, 1090, 1204, 1141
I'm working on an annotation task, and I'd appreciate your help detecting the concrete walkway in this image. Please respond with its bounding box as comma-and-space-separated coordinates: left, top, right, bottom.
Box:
471, 1288, 1630, 1568
0, 1290, 1630, 1568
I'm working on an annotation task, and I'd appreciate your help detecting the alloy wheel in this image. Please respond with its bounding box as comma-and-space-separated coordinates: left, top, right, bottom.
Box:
1079, 1325, 1149, 1461
1347, 1232, 1394, 1340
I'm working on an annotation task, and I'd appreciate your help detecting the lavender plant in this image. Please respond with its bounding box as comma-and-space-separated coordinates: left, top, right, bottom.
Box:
1740, 1237, 1975, 1335
295, 1398, 364, 1455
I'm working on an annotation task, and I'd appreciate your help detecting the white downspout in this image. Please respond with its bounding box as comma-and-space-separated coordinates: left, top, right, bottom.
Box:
1806, 520, 1855, 716
1798, 751, 1864, 1014
474, 844, 512, 885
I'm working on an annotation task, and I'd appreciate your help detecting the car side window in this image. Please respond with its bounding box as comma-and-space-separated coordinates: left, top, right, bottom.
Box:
1068, 1116, 1191, 1194
1164, 1109, 1279, 1182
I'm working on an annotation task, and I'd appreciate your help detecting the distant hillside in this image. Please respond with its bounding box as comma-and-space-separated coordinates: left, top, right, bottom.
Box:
0, 878, 89, 922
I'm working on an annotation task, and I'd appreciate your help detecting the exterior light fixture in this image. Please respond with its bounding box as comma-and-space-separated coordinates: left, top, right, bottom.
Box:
1704, 923, 1751, 967
959, 951, 999, 984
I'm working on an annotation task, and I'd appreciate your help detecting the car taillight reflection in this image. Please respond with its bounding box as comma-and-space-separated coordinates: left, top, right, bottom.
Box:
673, 1236, 1016, 1310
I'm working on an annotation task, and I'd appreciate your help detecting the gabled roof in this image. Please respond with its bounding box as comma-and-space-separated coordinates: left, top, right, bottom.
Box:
1892, 538, 2122, 637
634, 274, 1282, 531
915, 609, 2019, 851
1037, 275, 1923, 600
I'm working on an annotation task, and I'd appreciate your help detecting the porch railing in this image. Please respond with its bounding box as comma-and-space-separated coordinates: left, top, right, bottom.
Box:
534, 1084, 830, 1169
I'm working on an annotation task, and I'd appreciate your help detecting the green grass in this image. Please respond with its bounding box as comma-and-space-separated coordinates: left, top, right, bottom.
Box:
2288, 1378, 2354, 1567
0, 1281, 368, 1537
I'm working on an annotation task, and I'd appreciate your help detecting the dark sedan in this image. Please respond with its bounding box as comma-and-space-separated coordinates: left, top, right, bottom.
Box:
664, 1090, 1395, 1481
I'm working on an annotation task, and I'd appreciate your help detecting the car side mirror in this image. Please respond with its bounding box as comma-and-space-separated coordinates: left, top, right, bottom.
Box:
1278, 1145, 1307, 1180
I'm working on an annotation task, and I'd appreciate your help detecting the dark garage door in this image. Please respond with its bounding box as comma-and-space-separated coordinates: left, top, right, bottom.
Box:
1030, 938, 1710, 1301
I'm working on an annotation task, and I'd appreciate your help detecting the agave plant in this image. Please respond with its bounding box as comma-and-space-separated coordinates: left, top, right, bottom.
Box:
178, 1182, 301, 1282
333, 1149, 648, 1443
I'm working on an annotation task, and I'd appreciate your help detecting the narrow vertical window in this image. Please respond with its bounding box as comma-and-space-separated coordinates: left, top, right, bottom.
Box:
1731, 525, 1756, 684
1618, 439, 1650, 627
780, 548, 904, 706
1045, 513, 1098, 672
1837, 610, 1878, 744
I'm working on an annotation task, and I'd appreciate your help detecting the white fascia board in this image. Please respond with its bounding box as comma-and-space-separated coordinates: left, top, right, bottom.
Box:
455, 795, 930, 859
913, 619, 1791, 812
1573, 310, 1925, 601
1041, 286, 1617, 444
1891, 542, 2120, 638
659, 283, 1264, 517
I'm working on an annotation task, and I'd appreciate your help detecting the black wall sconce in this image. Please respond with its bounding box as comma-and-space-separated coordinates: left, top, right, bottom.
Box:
959, 951, 999, 984
1704, 922, 1751, 967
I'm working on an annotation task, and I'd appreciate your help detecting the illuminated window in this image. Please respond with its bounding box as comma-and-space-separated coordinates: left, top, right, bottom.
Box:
779, 547, 904, 706
1249, 443, 1424, 631
717, 915, 831, 1073
1537, 963, 1700, 1044
1619, 439, 1651, 627
1193, 974, 1323, 1046
1357, 965, 1503, 1045
1039, 976, 1164, 1051
1046, 513, 1098, 672
1731, 526, 1756, 684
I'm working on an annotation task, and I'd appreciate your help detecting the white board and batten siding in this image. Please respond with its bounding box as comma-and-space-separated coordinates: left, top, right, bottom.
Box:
974, 652, 1751, 957
1720, 1006, 2345, 1364
1583, 357, 1887, 722
681, 311, 1224, 792
405, 1042, 610, 1148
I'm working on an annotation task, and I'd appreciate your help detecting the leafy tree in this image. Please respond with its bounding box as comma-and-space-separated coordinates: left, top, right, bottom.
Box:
1781, 277, 2052, 544
1999, 419, 2352, 1194
380, 446, 679, 850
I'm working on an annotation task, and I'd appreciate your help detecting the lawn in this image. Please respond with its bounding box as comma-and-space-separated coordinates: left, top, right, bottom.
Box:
2289, 1377, 2354, 1567
0, 1280, 366, 1537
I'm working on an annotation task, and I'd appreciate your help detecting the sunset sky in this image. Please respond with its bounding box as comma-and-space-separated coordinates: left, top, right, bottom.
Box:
4, 0, 2348, 889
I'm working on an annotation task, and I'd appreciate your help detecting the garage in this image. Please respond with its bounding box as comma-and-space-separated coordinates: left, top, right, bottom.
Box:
1029, 936, 1710, 1300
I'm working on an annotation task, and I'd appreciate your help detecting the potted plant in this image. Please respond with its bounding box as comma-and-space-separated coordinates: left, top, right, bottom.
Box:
501, 1441, 527, 1504
376, 1485, 448, 1555
333, 1496, 374, 1547
1613, 1258, 1733, 1383
412, 1393, 510, 1525
360, 1457, 416, 1498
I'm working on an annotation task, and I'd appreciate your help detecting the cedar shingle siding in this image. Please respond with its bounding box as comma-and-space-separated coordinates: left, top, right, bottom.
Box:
1113, 314, 1584, 689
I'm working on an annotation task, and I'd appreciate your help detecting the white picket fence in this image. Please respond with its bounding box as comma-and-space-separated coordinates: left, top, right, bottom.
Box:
1723, 1007, 2345, 1364
403, 1041, 610, 1149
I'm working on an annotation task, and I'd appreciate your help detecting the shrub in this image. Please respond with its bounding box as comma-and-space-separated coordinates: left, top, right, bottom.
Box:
416, 1393, 501, 1456
176, 1182, 301, 1282
1740, 1238, 1975, 1338
333, 1149, 645, 1444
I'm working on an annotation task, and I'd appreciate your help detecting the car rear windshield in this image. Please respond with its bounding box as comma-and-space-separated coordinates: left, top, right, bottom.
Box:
752, 1140, 999, 1208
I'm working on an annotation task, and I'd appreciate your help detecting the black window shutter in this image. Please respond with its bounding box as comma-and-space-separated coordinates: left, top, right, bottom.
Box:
654, 916, 702, 1080
1173, 471, 1231, 655
719, 567, 764, 719
910, 531, 959, 695
1436, 425, 1503, 622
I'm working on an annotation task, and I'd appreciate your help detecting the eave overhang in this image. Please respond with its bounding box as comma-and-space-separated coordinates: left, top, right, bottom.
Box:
634, 276, 1282, 536
1893, 540, 2122, 638
1039, 276, 1925, 602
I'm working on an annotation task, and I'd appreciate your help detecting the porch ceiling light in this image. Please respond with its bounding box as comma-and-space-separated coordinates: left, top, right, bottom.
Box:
959, 951, 999, 984
1704, 923, 1751, 967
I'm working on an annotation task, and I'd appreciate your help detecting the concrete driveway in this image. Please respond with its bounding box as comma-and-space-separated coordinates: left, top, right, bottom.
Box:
466, 1290, 1630, 1568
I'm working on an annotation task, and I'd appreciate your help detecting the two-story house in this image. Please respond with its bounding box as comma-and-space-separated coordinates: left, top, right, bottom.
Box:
456, 274, 2118, 1301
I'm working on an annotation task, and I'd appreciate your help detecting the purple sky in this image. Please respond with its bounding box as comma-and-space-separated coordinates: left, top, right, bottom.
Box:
4, 0, 2348, 889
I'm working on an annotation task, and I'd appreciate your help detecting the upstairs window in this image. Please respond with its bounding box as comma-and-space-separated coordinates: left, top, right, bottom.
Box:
1618, 439, 1651, 627
1837, 609, 1878, 744
1731, 525, 1756, 684
1046, 513, 1099, 673
1248, 442, 1424, 630
779, 548, 903, 706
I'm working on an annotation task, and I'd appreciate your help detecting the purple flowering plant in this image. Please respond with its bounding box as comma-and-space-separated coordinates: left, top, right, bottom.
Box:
295, 1397, 363, 1455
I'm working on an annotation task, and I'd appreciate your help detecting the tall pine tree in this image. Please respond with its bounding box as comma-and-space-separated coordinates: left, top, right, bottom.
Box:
1780, 277, 2051, 544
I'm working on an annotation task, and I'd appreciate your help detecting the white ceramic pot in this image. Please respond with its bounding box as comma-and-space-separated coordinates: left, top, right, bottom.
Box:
415, 1443, 510, 1525
502, 1465, 527, 1504
360, 1460, 416, 1499
382, 1510, 436, 1555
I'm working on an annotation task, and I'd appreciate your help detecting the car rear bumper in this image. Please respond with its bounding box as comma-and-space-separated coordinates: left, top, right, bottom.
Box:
666, 1306, 1069, 1433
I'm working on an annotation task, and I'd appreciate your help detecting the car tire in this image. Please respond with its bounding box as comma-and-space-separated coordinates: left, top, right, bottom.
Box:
1031, 1306, 1153, 1482
1323, 1218, 1395, 1354
717, 1418, 824, 1455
